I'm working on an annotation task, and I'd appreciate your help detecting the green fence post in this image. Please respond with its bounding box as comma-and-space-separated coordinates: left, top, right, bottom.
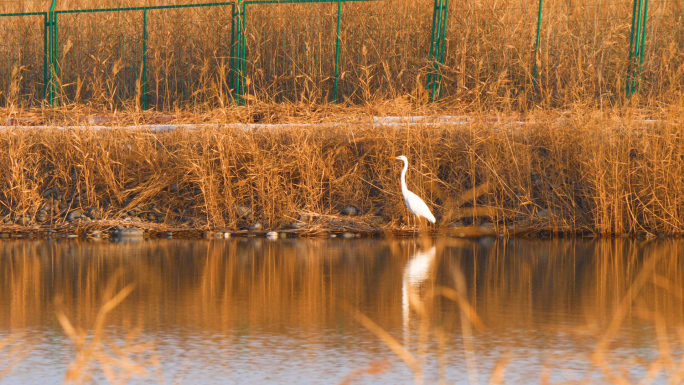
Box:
533, 0, 543, 96
52, 12, 59, 105
230, 3, 236, 97
55, 13, 58, 97
627, 0, 648, 96
627, 0, 640, 96
48, 0, 57, 106
233, 4, 240, 105
626, 0, 638, 96
232, 0, 246, 106
142, 8, 148, 110
427, 0, 439, 96
333, 0, 341, 104
43, 13, 49, 101
240, 1, 246, 105
428, 0, 448, 102
433, 0, 442, 101
634, 0, 649, 93
437, 0, 449, 99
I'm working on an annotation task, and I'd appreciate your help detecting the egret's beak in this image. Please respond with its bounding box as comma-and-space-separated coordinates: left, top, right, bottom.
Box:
387, 156, 399, 160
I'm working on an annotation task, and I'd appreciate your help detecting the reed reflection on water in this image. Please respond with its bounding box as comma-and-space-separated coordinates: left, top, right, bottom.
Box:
0, 237, 683, 384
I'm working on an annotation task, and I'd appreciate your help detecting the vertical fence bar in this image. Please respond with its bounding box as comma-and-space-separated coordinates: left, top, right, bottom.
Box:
437, 0, 449, 99
230, 3, 236, 96
627, 0, 643, 96
142, 8, 148, 110
533, 0, 543, 96
333, 0, 342, 104
233, 0, 246, 105
43, 13, 49, 100
432, 0, 442, 100
239, 1, 247, 104
48, 12, 51, 105
631, 0, 644, 96
627, 0, 639, 65
626, 0, 638, 96
433, 0, 444, 100
233, 4, 240, 105
431, 0, 442, 99
50, 12, 59, 105
634, 0, 649, 93
54, 13, 59, 102
48, 0, 57, 105
427, 0, 439, 97
428, 0, 448, 101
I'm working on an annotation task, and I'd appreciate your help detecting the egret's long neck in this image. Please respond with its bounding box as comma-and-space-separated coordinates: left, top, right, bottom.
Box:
400, 158, 409, 194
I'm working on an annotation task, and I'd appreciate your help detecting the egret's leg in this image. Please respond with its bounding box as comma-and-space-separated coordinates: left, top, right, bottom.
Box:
420, 217, 431, 235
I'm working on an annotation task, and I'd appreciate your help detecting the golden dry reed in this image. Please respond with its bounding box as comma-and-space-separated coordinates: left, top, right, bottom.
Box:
1, 0, 683, 109
1, 108, 683, 235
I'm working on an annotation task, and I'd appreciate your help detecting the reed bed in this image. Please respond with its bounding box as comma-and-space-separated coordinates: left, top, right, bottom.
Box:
0, 108, 683, 236
1, 0, 683, 109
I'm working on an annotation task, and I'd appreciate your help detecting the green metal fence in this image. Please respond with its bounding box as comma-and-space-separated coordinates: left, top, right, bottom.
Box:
0, 0, 681, 109
54, 3, 236, 109
0, 7, 47, 105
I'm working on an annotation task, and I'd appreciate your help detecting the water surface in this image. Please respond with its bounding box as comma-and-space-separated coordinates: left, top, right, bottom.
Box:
0, 237, 682, 384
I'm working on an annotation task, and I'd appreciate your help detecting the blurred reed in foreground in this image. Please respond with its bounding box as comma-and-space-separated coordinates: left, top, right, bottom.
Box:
1, 238, 684, 383
351, 237, 684, 384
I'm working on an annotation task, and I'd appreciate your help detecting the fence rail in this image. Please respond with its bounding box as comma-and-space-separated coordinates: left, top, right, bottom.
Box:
0, 0, 681, 109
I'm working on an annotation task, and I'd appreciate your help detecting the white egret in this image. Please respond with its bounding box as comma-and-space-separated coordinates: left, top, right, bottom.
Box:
389, 155, 436, 224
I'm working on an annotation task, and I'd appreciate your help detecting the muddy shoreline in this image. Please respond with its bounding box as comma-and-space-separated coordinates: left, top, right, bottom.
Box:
0, 220, 665, 241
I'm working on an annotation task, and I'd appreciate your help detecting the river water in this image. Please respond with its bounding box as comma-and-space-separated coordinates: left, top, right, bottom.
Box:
0, 237, 682, 384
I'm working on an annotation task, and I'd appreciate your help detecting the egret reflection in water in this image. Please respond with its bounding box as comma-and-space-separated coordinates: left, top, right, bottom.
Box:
1, 239, 684, 384
402, 245, 437, 341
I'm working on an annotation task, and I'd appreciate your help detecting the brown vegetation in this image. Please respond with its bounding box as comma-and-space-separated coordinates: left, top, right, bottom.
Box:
0, 0, 683, 109
1, 108, 684, 236
1, 1, 683, 237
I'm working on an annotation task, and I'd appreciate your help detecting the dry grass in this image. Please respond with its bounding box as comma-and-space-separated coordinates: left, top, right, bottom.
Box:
0, 0, 683, 109
1, 108, 684, 235
1, 0, 683, 240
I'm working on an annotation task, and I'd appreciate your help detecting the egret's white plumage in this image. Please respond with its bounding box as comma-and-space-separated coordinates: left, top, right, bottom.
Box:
390, 155, 436, 224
